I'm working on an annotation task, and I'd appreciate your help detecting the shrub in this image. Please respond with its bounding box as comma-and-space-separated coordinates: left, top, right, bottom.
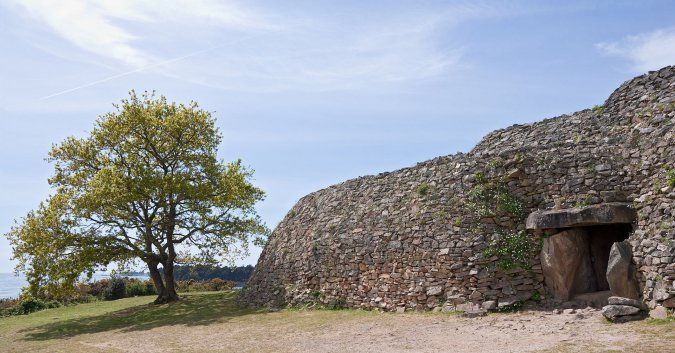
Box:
126, 280, 148, 297
18, 298, 47, 314
45, 300, 62, 309
88, 279, 110, 298
416, 183, 429, 196
666, 167, 675, 188
0, 298, 22, 317
483, 230, 540, 271
144, 280, 158, 295
175, 278, 235, 292
104, 276, 127, 300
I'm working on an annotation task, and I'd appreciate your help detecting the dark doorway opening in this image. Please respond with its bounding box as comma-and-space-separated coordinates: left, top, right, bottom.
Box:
538, 223, 633, 306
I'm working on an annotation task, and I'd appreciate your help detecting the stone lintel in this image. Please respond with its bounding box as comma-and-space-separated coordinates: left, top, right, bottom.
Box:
526, 203, 636, 230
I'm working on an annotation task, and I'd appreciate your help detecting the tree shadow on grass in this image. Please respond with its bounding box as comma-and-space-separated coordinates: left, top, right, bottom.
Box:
20, 291, 264, 341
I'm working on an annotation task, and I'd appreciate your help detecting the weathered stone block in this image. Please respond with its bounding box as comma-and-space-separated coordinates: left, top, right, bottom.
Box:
606, 242, 640, 299
602, 304, 640, 320
541, 228, 596, 301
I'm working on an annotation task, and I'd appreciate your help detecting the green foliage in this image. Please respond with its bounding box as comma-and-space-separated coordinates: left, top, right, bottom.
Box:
574, 194, 593, 208
6, 91, 268, 301
19, 298, 47, 315
666, 167, 675, 188
467, 173, 525, 221
125, 279, 157, 297
592, 104, 604, 113
483, 230, 539, 271
103, 277, 127, 300
416, 182, 429, 196
530, 292, 541, 303
175, 278, 235, 292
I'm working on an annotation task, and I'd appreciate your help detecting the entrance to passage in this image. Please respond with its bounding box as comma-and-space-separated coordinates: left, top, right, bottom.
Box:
526, 203, 637, 306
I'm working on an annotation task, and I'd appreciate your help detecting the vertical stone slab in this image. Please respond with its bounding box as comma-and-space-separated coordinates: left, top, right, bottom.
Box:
606, 241, 640, 299
541, 228, 596, 301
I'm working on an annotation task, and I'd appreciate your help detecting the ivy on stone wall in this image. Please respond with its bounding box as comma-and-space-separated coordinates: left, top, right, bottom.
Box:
483, 230, 540, 271
467, 171, 537, 271
466, 172, 526, 221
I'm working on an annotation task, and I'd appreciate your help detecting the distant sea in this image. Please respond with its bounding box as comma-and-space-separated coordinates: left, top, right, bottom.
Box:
0, 272, 149, 299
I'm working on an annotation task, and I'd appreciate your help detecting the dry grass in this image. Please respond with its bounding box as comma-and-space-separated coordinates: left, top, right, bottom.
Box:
0, 291, 673, 353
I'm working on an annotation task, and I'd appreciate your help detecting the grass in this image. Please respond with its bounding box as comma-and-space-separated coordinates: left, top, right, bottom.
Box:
0, 291, 376, 352
0, 291, 256, 341
1, 291, 673, 353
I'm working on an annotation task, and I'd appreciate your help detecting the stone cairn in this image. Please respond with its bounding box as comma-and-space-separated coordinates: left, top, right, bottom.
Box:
241, 66, 675, 316
602, 296, 647, 323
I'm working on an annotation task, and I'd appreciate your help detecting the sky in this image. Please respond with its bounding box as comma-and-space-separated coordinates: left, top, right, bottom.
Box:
1, 0, 674, 273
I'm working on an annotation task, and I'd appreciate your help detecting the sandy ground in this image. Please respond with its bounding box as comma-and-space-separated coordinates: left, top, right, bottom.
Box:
8, 306, 673, 353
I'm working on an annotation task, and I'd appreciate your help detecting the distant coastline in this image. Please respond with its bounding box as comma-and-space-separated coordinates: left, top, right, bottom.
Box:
0, 272, 149, 299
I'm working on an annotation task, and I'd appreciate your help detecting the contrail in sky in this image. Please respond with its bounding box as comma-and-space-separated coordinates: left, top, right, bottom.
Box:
40, 36, 255, 100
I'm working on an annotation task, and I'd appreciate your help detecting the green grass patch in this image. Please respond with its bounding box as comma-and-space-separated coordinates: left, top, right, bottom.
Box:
0, 291, 259, 340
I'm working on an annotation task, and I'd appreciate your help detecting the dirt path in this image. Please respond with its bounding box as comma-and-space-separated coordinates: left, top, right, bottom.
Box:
2, 293, 672, 353
11, 307, 671, 353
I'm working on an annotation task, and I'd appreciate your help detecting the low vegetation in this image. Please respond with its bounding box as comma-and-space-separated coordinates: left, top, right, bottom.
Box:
1, 277, 235, 317
483, 230, 541, 271
1, 291, 672, 353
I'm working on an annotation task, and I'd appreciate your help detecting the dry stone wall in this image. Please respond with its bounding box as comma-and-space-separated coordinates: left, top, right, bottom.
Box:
242, 66, 675, 311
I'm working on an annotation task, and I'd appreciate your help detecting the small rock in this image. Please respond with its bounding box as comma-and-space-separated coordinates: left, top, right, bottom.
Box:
498, 297, 518, 308
563, 309, 576, 314
462, 309, 487, 318
653, 282, 672, 301
426, 286, 443, 296
396, 307, 406, 314
457, 302, 478, 312
649, 306, 668, 320
602, 305, 640, 320
662, 297, 675, 308
614, 313, 647, 323
608, 296, 647, 310
553, 309, 562, 314
481, 301, 497, 311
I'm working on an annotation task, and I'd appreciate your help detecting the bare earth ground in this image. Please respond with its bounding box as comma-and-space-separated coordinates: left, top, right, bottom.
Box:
1, 292, 673, 353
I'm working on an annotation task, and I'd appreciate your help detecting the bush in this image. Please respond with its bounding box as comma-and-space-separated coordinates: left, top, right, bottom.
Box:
175, 278, 235, 292
104, 276, 127, 300
18, 298, 47, 314
88, 279, 110, 298
126, 280, 147, 297
125, 279, 157, 297
483, 230, 540, 271
0, 298, 22, 317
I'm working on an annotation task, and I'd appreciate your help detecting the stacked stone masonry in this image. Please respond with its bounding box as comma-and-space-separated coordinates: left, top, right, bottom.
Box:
242, 66, 675, 311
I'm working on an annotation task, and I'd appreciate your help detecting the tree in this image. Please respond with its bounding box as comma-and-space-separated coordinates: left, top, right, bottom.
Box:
6, 91, 267, 303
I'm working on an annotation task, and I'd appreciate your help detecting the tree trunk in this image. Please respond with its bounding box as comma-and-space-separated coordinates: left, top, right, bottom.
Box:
147, 261, 178, 304
160, 259, 179, 303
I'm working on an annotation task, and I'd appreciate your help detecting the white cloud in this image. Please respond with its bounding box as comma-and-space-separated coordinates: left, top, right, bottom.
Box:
11, 0, 272, 68
6, 1, 513, 95
597, 27, 675, 72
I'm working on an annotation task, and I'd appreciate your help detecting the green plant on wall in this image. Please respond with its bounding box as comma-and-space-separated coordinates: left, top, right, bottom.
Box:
466, 172, 526, 221
483, 230, 540, 271
416, 182, 429, 196
467, 171, 535, 271
665, 167, 675, 188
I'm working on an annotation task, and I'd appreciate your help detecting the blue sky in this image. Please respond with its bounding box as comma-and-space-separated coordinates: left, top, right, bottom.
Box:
1, 0, 674, 273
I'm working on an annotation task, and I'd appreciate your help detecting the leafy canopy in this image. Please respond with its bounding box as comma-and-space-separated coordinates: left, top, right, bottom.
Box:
7, 91, 267, 299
